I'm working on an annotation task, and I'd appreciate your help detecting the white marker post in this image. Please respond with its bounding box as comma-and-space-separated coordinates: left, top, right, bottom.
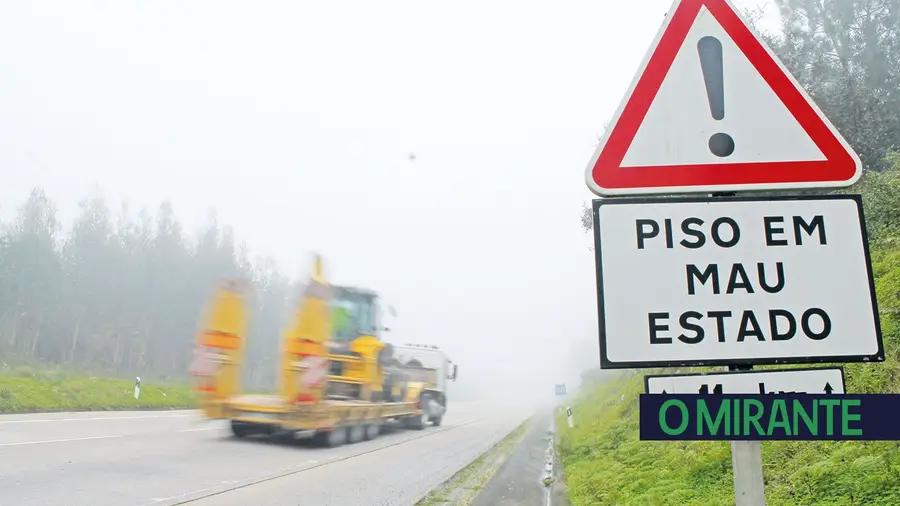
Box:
566, 407, 573, 429
134, 376, 141, 400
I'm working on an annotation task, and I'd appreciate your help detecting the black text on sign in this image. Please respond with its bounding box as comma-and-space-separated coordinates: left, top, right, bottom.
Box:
591, 195, 883, 369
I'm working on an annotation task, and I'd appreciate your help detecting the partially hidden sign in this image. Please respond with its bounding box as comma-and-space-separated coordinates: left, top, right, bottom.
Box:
591, 194, 883, 369
644, 367, 846, 395
584, 0, 861, 196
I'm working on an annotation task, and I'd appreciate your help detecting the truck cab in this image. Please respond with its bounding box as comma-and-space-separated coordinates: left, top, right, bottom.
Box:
392, 343, 458, 425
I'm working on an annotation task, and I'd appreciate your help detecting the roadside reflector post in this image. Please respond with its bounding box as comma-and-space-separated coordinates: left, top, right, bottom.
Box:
134, 376, 142, 400
566, 407, 573, 428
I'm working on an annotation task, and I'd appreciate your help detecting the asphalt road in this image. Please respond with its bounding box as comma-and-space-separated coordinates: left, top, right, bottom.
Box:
0, 402, 531, 506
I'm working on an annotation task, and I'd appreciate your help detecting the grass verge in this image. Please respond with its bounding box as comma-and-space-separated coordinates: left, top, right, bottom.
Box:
0, 367, 196, 413
555, 370, 900, 506
417, 416, 534, 506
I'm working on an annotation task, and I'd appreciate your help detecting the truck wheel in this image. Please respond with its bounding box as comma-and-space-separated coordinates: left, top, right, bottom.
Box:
348, 424, 366, 444
316, 427, 347, 448
230, 420, 251, 438
407, 410, 428, 431
364, 423, 381, 440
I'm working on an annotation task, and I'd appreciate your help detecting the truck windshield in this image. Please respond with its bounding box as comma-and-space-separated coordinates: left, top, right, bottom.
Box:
397, 349, 445, 370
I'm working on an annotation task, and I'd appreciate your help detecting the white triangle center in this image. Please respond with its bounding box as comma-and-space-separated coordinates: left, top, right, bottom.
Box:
620, 5, 826, 167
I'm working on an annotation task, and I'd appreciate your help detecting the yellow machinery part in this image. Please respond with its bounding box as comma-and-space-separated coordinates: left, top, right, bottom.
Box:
191, 280, 248, 418
280, 255, 333, 404
323, 334, 387, 401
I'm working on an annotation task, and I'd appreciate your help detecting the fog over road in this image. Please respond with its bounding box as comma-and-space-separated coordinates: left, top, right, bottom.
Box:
0, 402, 532, 506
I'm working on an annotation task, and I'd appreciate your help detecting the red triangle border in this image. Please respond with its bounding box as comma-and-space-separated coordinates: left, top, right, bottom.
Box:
588, 0, 858, 192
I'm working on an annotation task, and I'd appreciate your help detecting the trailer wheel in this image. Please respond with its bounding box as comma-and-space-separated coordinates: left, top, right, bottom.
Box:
315, 427, 347, 448
348, 424, 366, 444
364, 423, 381, 440
230, 420, 251, 438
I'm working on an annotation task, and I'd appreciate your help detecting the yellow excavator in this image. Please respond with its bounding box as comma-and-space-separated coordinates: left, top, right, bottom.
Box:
188, 254, 457, 446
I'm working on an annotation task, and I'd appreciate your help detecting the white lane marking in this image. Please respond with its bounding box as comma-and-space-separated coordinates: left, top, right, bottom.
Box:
0, 434, 123, 447
150, 487, 212, 503
0, 413, 193, 424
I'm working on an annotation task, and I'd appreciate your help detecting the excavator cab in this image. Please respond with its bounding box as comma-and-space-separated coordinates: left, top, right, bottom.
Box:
325, 286, 405, 402
330, 286, 381, 348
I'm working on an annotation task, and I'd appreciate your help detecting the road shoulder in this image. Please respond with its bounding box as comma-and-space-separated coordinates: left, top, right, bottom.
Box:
416, 416, 533, 506
468, 412, 562, 506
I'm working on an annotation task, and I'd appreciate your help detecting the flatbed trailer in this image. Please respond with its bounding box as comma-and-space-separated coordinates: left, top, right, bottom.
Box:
214, 394, 432, 447
188, 257, 445, 449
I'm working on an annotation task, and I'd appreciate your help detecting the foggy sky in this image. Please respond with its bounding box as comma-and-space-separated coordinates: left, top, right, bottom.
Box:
0, 0, 778, 401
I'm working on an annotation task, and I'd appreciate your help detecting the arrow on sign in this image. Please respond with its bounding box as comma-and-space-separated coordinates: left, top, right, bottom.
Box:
824, 382, 834, 394
698, 383, 723, 394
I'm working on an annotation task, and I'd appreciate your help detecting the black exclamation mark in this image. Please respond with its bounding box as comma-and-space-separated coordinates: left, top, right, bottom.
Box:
697, 36, 735, 157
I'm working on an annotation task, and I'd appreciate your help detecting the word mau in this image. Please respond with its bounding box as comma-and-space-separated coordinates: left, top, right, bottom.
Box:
687, 262, 785, 295
635, 215, 827, 250
649, 308, 832, 344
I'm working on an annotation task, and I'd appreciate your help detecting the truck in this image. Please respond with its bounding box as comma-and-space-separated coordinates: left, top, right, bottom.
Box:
187, 255, 458, 447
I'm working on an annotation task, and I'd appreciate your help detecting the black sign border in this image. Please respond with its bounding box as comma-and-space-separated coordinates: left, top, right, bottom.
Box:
592, 193, 884, 369
642, 366, 847, 394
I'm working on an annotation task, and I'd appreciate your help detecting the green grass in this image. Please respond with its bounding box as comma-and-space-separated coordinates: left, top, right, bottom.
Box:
555, 372, 900, 506
555, 244, 900, 506
0, 366, 197, 413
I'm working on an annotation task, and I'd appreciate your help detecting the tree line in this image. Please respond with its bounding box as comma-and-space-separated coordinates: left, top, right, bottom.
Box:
0, 192, 295, 389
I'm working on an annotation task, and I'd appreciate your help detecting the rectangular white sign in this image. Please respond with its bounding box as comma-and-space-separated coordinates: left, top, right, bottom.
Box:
592, 195, 883, 368
645, 367, 846, 395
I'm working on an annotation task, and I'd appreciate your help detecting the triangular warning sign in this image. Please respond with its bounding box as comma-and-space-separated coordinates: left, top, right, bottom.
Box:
584, 0, 861, 196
